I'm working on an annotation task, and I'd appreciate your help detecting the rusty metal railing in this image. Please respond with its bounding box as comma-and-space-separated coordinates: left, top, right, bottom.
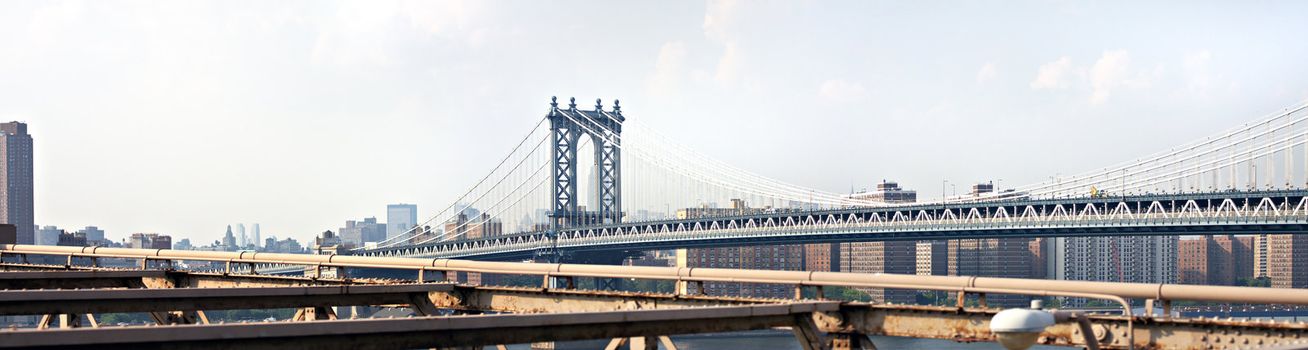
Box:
3, 244, 1304, 313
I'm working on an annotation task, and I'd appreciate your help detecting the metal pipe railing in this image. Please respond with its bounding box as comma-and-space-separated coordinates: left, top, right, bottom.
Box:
4, 244, 1307, 308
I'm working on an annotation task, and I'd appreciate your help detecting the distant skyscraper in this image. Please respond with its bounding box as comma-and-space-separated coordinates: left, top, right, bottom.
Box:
235, 223, 246, 247
680, 245, 804, 298
128, 233, 171, 249
251, 223, 260, 247
222, 225, 236, 250
915, 240, 948, 276
57, 231, 87, 247
1259, 234, 1308, 288
35, 225, 61, 246
948, 237, 1033, 307
840, 240, 917, 303
0, 122, 34, 244
77, 226, 105, 244
1177, 235, 1254, 286
339, 217, 387, 247
1055, 236, 1177, 284
387, 204, 418, 238
175, 238, 193, 250
804, 243, 840, 272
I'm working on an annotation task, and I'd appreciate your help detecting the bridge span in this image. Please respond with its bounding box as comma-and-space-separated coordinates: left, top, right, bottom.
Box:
360, 189, 1308, 260
363, 98, 1308, 265
4, 244, 1308, 349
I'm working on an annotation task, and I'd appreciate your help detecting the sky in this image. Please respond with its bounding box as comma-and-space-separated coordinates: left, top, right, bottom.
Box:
3, 0, 1308, 245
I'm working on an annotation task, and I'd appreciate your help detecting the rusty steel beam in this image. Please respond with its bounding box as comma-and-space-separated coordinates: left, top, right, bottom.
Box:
432, 285, 781, 313
0, 270, 165, 289
8, 244, 1308, 308
0, 262, 403, 289
0, 303, 840, 350
815, 303, 1308, 350
436, 287, 1308, 348
163, 270, 389, 288
0, 283, 452, 315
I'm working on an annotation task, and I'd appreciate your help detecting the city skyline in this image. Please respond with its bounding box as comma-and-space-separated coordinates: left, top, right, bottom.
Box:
4, 1, 1308, 243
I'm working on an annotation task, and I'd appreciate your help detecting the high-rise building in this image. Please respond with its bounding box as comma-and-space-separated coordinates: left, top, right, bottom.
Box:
339, 217, 387, 246
128, 233, 171, 249
1029, 238, 1049, 279
804, 243, 840, 272
948, 237, 1033, 307
1055, 236, 1177, 284
76, 226, 105, 245
840, 240, 917, 303
35, 225, 62, 246
235, 224, 246, 247
443, 212, 503, 241
0, 122, 34, 244
915, 241, 948, 276
1255, 234, 1270, 278
174, 238, 193, 250
1219, 235, 1255, 284
1259, 234, 1308, 289
222, 225, 237, 250
1177, 235, 1254, 286
387, 204, 418, 239
679, 245, 804, 298
57, 231, 87, 247
251, 224, 260, 248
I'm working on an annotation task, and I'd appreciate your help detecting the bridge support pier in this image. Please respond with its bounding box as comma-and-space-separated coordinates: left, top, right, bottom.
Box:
827, 332, 877, 350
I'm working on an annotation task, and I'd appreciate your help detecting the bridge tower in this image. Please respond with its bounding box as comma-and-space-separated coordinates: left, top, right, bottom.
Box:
547, 96, 624, 229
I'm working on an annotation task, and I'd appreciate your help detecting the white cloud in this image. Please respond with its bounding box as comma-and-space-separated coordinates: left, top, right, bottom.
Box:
1089, 50, 1131, 104
1030, 56, 1073, 89
1031, 51, 1159, 103
703, 0, 740, 42
713, 43, 742, 85
818, 79, 868, 102
1089, 50, 1160, 104
976, 62, 998, 84
703, 0, 747, 88
647, 41, 688, 96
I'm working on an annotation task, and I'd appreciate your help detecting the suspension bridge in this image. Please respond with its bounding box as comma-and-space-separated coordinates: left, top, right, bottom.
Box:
6, 98, 1308, 349
355, 97, 1308, 261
